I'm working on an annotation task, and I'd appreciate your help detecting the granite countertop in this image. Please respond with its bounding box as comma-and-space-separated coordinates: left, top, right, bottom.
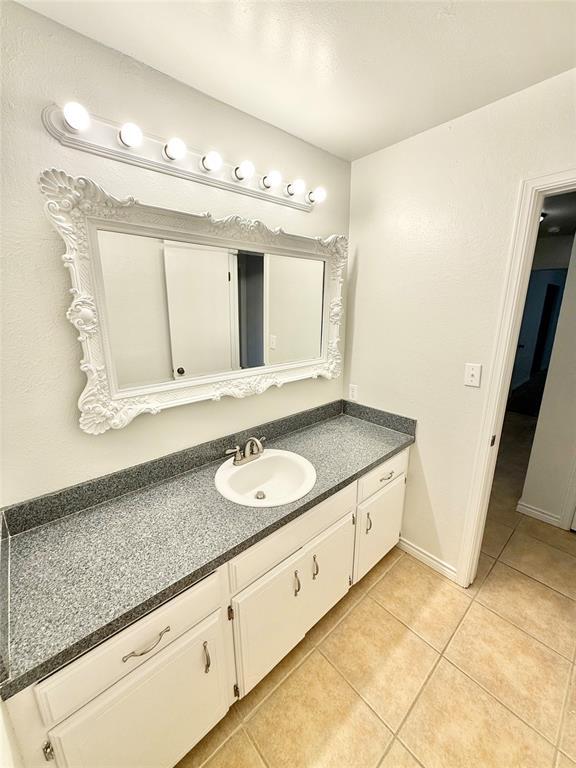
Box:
2, 414, 413, 698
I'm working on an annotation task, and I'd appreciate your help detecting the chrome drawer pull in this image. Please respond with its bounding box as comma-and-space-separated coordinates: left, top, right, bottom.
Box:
122, 626, 170, 663
294, 569, 301, 596
366, 512, 373, 534
380, 471, 394, 483
312, 554, 320, 580
203, 641, 211, 673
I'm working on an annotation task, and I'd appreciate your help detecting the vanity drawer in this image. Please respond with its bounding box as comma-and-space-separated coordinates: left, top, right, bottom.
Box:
228, 483, 356, 594
35, 570, 221, 728
357, 449, 409, 504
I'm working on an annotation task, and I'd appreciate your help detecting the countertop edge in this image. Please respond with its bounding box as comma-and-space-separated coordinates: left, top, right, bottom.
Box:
0, 433, 414, 700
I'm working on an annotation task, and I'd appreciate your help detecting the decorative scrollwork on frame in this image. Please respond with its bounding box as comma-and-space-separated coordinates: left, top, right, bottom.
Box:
78, 362, 160, 435
211, 375, 284, 401
66, 290, 98, 341
329, 297, 343, 325
40, 169, 347, 433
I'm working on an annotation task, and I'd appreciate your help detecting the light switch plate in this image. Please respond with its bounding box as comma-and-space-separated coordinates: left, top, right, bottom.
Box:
349, 384, 358, 401
269, 335, 277, 350
464, 363, 482, 388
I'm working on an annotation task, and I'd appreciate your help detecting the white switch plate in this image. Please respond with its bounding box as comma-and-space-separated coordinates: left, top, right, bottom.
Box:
269, 334, 277, 350
464, 363, 482, 388
349, 384, 359, 401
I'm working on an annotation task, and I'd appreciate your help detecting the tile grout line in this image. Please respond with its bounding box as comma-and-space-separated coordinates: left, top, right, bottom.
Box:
486, 552, 576, 605
555, 662, 575, 763
394, 541, 566, 767
472, 598, 575, 663
194, 720, 245, 768
494, 524, 572, 766
241, 724, 272, 768
236, 551, 407, 726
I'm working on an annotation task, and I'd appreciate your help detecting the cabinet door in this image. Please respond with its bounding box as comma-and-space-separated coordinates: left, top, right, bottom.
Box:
48, 611, 229, 768
302, 514, 354, 632
231, 548, 308, 695
355, 474, 406, 582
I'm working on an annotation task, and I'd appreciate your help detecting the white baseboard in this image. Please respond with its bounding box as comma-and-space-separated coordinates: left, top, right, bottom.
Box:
516, 501, 562, 527
398, 537, 459, 583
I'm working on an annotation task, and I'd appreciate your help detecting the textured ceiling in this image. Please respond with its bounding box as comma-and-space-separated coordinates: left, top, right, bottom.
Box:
18, 0, 576, 160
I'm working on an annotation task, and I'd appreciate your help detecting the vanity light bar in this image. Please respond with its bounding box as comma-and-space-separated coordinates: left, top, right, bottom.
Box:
43, 103, 327, 212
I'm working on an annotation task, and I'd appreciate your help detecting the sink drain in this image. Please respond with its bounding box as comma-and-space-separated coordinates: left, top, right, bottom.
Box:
255, 490, 266, 500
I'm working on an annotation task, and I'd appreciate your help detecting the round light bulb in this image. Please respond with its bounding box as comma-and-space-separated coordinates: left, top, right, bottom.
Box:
118, 122, 143, 148
164, 137, 187, 161
262, 169, 282, 189
234, 160, 255, 181
308, 186, 327, 204
201, 150, 223, 172
62, 102, 90, 132
287, 178, 306, 196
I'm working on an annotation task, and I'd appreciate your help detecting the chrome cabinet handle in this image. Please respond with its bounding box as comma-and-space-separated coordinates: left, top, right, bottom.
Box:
122, 626, 170, 663
294, 569, 301, 596
203, 641, 211, 673
380, 471, 394, 483
312, 554, 320, 580
366, 512, 373, 534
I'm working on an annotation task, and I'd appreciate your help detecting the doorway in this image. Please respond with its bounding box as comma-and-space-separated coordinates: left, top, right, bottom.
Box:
458, 174, 576, 589
482, 191, 575, 565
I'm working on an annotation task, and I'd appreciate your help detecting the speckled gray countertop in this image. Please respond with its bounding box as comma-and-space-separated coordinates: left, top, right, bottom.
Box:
2, 414, 413, 698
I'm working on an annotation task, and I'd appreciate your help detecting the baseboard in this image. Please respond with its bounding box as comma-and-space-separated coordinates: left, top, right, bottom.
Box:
398, 537, 459, 583
516, 501, 562, 527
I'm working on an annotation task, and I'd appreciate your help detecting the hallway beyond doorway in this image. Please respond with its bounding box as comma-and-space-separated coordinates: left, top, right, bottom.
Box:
482, 411, 576, 566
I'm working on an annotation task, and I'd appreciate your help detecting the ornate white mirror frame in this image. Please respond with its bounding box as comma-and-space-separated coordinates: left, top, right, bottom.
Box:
40, 169, 347, 434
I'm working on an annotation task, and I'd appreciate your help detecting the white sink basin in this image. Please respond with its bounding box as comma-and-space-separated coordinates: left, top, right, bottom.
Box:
215, 449, 317, 507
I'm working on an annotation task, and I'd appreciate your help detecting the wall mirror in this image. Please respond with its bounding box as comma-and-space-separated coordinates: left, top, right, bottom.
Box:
40, 170, 347, 434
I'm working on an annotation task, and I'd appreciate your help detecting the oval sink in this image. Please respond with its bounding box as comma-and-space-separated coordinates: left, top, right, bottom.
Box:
215, 449, 317, 507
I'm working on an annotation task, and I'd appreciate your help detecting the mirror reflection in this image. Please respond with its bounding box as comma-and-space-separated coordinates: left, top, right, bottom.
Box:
97, 231, 325, 390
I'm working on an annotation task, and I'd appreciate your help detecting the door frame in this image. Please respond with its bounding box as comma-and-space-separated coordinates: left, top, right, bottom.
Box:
457, 168, 576, 588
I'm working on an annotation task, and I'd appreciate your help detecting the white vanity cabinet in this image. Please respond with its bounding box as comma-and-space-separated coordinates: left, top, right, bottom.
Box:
6, 448, 411, 768
354, 475, 406, 581
46, 611, 228, 768
353, 449, 408, 581
231, 513, 354, 695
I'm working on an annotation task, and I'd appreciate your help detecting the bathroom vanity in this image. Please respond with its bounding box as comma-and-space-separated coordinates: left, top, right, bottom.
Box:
1, 407, 414, 768
0, 171, 416, 767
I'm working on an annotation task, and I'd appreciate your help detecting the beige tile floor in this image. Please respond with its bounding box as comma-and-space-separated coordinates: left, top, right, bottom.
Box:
177, 413, 576, 767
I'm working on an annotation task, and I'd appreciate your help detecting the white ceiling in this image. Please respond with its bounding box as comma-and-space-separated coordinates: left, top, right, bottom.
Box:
18, 0, 576, 160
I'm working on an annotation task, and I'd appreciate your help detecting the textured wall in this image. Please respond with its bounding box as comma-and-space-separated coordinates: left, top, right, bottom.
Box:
0, 2, 350, 506
347, 69, 576, 571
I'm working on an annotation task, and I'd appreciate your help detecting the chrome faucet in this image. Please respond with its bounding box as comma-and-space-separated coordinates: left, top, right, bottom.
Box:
225, 436, 266, 466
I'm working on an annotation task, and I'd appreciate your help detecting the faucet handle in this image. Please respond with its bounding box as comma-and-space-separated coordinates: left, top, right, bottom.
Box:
225, 445, 242, 463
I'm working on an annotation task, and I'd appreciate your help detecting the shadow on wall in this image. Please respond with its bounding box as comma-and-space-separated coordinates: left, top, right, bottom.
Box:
400, 442, 444, 564
343, 247, 359, 389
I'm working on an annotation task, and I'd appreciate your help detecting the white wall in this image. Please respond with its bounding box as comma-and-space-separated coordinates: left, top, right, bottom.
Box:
98, 231, 173, 389
0, 2, 349, 506
266, 256, 324, 364
347, 68, 576, 571
520, 235, 576, 525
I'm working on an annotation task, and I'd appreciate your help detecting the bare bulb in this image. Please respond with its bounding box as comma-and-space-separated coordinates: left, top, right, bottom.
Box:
164, 137, 187, 161
262, 169, 282, 189
63, 102, 90, 132
119, 122, 143, 148
287, 178, 306, 196
201, 150, 223, 172
308, 186, 327, 204
234, 160, 255, 181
